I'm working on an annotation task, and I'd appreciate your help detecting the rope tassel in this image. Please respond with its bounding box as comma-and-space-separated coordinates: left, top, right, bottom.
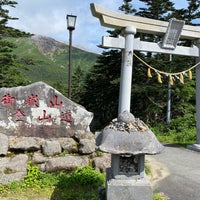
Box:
157, 74, 162, 84
169, 75, 174, 86
188, 70, 192, 80
180, 73, 184, 84
147, 68, 152, 78
132, 52, 198, 85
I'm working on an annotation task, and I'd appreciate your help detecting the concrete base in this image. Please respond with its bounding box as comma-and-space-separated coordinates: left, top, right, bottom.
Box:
187, 144, 200, 152
107, 175, 152, 200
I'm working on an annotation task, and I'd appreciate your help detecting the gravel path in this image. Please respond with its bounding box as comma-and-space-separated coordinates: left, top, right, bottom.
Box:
147, 144, 200, 200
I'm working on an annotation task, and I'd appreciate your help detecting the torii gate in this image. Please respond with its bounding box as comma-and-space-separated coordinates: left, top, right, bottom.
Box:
90, 3, 200, 151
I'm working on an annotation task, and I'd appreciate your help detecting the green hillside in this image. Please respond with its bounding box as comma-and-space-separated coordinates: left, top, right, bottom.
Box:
10, 36, 97, 88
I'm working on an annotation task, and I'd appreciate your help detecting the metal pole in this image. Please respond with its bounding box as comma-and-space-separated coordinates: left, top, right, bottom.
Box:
68, 29, 73, 99
166, 54, 172, 125
118, 26, 136, 115
196, 39, 200, 144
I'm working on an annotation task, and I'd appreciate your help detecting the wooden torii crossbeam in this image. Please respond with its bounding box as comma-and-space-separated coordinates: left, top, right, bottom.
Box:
90, 3, 200, 151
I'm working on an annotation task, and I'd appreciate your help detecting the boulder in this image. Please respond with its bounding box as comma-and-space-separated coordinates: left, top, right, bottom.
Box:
45, 155, 89, 172
42, 140, 62, 156
58, 138, 78, 153
74, 130, 94, 141
79, 139, 96, 154
0, 82, 93, 138
0, 154, 28, 184
32, 152, 48, 164
9, 136, 43, 151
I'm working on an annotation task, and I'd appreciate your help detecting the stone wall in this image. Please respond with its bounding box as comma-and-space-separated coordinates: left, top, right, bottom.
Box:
0, 82, 111, 185
0, 130, 110, 185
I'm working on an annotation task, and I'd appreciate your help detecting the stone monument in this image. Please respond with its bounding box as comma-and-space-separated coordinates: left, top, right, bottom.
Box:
0, 81, 93, 138
97, 111, 164, 200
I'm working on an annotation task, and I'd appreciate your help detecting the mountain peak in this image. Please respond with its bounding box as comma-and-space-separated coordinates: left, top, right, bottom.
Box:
31, 35, 66, 54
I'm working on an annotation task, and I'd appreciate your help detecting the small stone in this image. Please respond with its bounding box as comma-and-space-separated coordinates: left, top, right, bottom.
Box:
118, 111, 135, 123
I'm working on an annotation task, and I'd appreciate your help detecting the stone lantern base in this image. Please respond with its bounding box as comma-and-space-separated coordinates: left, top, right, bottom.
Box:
107, 175, 152, 200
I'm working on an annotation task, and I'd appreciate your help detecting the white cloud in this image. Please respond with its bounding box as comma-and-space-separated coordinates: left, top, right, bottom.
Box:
6, 0, 193, 54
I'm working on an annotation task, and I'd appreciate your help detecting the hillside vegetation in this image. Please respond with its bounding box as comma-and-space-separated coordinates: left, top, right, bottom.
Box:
9, 35, 97, 87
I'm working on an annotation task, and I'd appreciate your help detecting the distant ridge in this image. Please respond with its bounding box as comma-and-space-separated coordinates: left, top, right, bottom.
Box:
10, 35, 97, 87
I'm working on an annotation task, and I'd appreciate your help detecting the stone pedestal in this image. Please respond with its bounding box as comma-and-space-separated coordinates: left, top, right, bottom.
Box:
107, 175, 152, 200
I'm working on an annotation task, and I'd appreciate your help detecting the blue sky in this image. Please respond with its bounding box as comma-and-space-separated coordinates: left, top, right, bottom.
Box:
7, 0, 189, 54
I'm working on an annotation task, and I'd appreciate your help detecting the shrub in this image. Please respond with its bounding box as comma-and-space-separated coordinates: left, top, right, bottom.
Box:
70, 166, 105, 188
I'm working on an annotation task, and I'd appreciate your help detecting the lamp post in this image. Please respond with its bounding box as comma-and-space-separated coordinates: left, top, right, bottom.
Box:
66, 14, 77, 99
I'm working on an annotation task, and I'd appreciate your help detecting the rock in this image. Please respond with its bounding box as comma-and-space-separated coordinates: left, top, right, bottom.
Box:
42, 140, 62, 156
58, 138, 78, 153
79, 139, 96, 154
0, 154, 28, 184
93, 153, 111, 172
0, 172, 27, 185
0, 133, 8, 155
0, 82, 93, 138
118, 110, 135, 123
32, 152, 48, 164
74, 130, 94, 141
45, 155, 89, 172
9, 136, 43, 151
7, 154, 28, 172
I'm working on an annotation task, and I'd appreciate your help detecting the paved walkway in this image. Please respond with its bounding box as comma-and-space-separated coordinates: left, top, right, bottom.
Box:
147, 144, 200, 200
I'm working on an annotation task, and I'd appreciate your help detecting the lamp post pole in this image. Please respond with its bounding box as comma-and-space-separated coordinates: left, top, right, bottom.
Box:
68, 29, 73, 99
66, 14, 77, 99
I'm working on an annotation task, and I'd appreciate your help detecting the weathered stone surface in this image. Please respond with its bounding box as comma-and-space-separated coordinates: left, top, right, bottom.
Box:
0, 81, 93, 138
74, 130, 94, 141
42, 140, 62, 156
107, 175, 152, 200
58, 138, 78, 153
0, 154, 28, 184
97, 112, 164, 155
9, 136, 43, 151
79, 139, 96, 154
118, 110, 135, 123
45, 155, 89, 172
32, 152, 48, 164
0, 133, 8, 155
93, 153, 111, 172
98, 128, 163, 155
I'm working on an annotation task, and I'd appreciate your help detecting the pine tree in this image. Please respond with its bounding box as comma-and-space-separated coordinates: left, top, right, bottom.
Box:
134, 0, 197, 126
172, 0, 200, 25
0, 0, 30, 87
136, 0, 175, 20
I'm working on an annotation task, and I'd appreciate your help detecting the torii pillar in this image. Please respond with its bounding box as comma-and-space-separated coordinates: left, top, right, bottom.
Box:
91, 3, 200, 152
188, 39, 200, 151
118, 26, 136, 114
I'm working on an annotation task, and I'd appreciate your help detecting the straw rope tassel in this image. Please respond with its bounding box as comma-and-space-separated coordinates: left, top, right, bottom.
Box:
157, 74, 162, 84
169, 75, 174, 86
180, 73, 184, 84
188, 70, 192, 80
147, 68, 152, 78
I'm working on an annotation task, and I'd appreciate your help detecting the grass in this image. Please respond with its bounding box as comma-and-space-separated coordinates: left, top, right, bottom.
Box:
0, 162, 167, 200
